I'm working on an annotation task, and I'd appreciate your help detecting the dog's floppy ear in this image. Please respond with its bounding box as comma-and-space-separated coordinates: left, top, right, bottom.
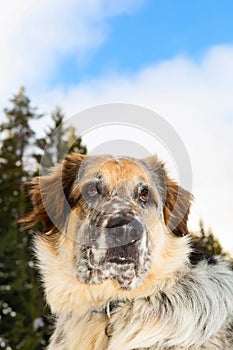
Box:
163, 176, 192, 236
142, 155, 192, 237
21, 153, 85, 232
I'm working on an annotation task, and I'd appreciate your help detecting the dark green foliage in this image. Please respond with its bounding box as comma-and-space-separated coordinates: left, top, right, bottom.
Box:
0, 227, 52, 349
0, 87, 41, 230
34, 106, 87, 169
0, 87, 50, 349
0, 88, 87, 349
192, 220, 231, 261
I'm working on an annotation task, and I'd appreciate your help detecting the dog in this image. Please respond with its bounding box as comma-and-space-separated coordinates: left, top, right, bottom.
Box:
22, 153, 233, 349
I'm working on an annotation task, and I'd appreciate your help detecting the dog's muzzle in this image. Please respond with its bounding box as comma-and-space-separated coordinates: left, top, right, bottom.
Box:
77, 210, 151, 289
82, 206, 145, 249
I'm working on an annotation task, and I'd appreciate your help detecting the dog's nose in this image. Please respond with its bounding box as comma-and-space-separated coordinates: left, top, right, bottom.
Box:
106, 215, 133, 228
106, 216, 143, 246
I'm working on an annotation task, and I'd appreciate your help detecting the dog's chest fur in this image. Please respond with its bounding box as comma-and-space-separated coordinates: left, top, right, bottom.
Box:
45, 253, 233, 350
48, 287, 233, 350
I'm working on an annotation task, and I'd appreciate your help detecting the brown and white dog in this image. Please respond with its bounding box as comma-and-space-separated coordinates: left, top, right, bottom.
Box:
23, 153, 233, 350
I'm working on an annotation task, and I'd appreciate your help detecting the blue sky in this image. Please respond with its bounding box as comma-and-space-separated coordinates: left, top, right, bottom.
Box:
0, 0, 233, 252
52, 0, 233, 87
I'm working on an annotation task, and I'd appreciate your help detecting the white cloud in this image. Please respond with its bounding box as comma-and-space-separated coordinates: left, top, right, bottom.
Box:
33, 46, 233, 254
0, 0, 144, 106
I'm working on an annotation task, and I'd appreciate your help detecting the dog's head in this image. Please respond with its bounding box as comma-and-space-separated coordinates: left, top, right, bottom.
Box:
23, 153, 192, 296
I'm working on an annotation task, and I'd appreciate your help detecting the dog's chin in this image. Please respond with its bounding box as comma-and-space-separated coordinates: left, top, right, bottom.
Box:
106, 261, 141, 290
78, 261, 143, 291
77, 240, 151, 290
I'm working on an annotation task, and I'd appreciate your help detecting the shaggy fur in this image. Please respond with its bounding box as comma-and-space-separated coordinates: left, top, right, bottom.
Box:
22, 153, 233, 350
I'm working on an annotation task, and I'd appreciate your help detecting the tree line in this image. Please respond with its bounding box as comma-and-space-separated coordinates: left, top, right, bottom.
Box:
0, 88, 231, 349
0, 87, 87, 349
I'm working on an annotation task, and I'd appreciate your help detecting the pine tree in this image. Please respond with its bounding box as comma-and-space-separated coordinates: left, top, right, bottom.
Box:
0, 88, 50, 349
192, 220, 229, 259
0, 93, 88, 349
35, 106, 87, 170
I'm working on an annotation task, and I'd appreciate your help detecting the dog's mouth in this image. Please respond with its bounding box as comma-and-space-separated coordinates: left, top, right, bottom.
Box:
105, 239, 139, 266
104, 239, 141, 290
77, 234, 152, 290
107, 257, 135, 265
76, 215, 151, 290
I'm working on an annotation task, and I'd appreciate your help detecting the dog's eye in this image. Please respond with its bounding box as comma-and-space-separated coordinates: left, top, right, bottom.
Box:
85, 183, 98, 197
139, 188, 149, 203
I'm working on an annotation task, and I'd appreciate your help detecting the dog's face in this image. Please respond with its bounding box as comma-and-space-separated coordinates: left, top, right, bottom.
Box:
70, 156, 162, 290
24, 153, 191, 295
